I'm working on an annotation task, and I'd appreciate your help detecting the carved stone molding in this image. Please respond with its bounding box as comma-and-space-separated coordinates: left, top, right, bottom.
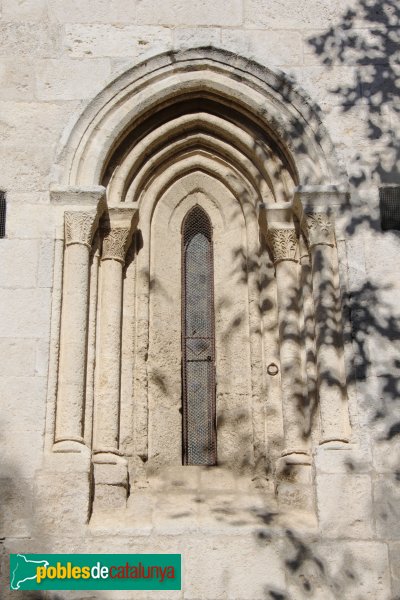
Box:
303, 211, 335, 248
65, 210, 99, 248
266, 227, 298, 264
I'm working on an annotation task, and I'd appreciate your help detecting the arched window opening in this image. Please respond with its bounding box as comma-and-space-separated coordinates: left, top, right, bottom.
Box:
182, 206, 216, 465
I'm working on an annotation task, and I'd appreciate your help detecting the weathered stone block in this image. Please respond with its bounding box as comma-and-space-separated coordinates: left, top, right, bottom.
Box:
288, 66, 361, 106
93, 462, 128, 486
316, 541, 391, 600
3, 0, 48, 21
389, 542, 400, 599
0, 22, 60, 58
303, 27, 399, 67
1, 375, 47, 431
2, 427, 45, 479
43, 446, 92, 473
276, 460, 315, 514
173, 27, 221, 50
185, 536, 284, 600
0, 288, 51, 338
4, 191, 50, 206
37, 239, 55, 288
199, 466, 236, 491
152, 492, 198, 534
222, 29, 303, 67
314, 444, 371, 474
244, 0, 349, 29
0, 478, 33, 538
277, 479, 315, 515
374, 475, 400, 540
0, 100, 73, 148
0, 145, 55, 193
0, 59, 35, 101
364, 227, 400, 278
0, 239, 39, 288
35, 469, 91, 530
316, 473, 374, 538
5, 204, 56, 239
373, 438, 400, 474
135, 0, 242, 26
35, 58, 112, 101
126, 491, 154, 530
48, 0, 139, 23
156, 465, 201, 491
34, 338, 50, 379
0, 338, 36, 377
323, 104, 390, 150
93, 484, 127, 511
65, 24, 172, 59
0, 372, 46, 478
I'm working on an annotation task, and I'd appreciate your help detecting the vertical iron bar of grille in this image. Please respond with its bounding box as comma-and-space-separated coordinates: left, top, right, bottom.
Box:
0, 192, 6, 238
182, 206, 216, 465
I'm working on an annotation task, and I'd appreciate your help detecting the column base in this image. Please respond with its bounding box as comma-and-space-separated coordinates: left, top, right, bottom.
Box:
34, 445, 92, 533
275, 453, 315, 515
92, 453, 129, 511
319, 438, 350, 446
53, 438, 86, 453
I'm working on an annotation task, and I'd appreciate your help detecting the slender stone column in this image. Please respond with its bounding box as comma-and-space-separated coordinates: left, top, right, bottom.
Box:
299, 234, 318, 440
93, 207, 139, 456
92, 206, 138, 509
84, 234, 101, 448
54, 197, 104, 452
295, 189, 350, 444
259, 204, 314, 516
259, 204, 309, 458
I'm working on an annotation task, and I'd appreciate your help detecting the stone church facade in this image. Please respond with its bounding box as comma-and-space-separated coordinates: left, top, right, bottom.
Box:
1, 1, 400, 599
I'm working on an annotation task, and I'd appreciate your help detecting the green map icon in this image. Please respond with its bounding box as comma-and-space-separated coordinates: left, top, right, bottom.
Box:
10, 554, 49, 590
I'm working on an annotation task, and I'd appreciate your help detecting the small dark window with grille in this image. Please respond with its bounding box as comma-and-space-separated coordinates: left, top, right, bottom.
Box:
182, 206, 216, 466
379, 186, 400, 231
0, 192, 6, 238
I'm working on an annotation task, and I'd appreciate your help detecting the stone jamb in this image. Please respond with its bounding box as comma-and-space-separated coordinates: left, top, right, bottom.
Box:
259, 202, 310, 459
294, 186, 351, 445
92, 206, 139, 510
50, 186, 106, 454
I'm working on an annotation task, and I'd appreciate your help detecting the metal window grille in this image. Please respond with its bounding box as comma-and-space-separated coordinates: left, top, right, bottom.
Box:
0, 193, 6, 238
182, 206, 216, 466
379, 186, 400, 232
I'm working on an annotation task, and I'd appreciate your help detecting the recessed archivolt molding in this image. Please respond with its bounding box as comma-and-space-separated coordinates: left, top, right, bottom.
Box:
167, 187, 226, 237
130, 144, 264, 207
107, 112, 291, 204
52, 48, 346, 191
138, 154, 258, 232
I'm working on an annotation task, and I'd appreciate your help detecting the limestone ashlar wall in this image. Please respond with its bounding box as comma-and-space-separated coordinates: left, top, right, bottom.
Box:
1, 1, 400, 599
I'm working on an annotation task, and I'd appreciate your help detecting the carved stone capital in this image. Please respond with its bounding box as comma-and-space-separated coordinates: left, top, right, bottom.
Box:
65, 210, 99, 248
102, 227, 132, 263
266, 227, 299, 264
101, 207, 139, 264
303, 212, 335, 248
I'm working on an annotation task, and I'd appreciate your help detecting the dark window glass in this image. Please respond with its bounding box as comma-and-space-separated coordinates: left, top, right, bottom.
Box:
0, 193, 6, 238
379, 186, 400, 231
182, 206, 216, 465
